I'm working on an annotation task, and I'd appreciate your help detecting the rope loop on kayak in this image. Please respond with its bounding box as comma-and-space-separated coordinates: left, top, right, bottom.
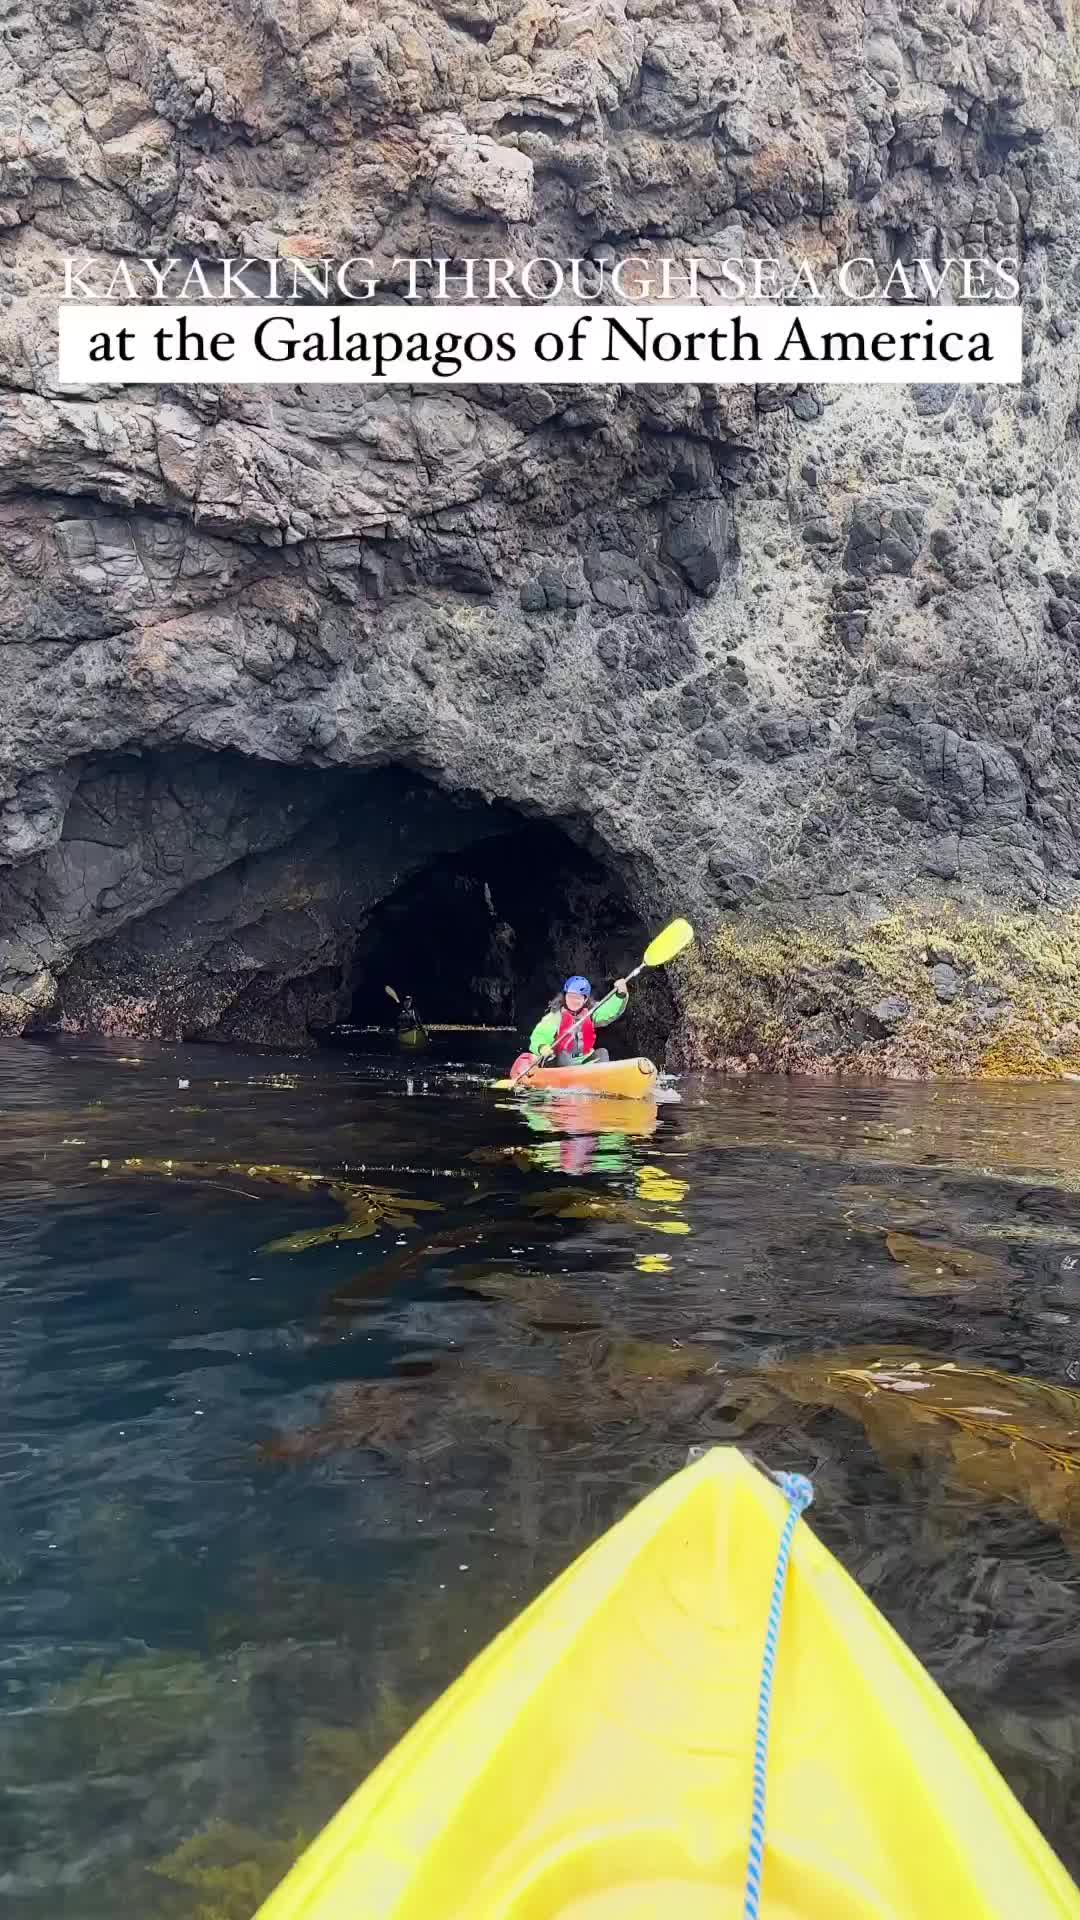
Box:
743, 1469, 815, 1920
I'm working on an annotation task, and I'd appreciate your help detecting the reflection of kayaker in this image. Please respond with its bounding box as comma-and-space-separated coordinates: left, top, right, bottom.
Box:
528, 974, 630, 1067
518, 1093, 657, 1175
521, 1118, 616, 1177
543, 1093, 658, 1141
522, 1106, 600, 1176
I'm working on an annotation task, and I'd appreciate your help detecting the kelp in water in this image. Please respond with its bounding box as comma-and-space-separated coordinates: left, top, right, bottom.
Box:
883, 1230, 1011, 1296
261, 1333, 725, 1465
321, 1222, 524, 1316
526, 1181, 691, 1236
449, 1265, 604, 1332
758, 1348, 1080, 1540
258, 1360, 592, 1463
93, 1155, 443, 1253
260, 1183, 440, 1254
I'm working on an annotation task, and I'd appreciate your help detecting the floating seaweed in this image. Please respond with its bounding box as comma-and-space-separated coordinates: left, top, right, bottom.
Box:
7, 1649, 235, 1786
261, 1327, 728, 1468
95, 1156, 330, 1195
147, 1567, 547, 1919
526, 1186, 691, 1236
260, 1376, 438, 1463
527, 1188, 640, 1224
466, 1145, 539, 1168
150, 1818, 315, 1920
840, 1184, 934, 1228
260, 1185, 441, 1254
147, 1702, 412, 1920
93, 1155, 443, 1255
761, 1349, 1080, 1540
322, 1222, 517, 1315
259, 1359, 590, 1463
262, 1221, 377, 1253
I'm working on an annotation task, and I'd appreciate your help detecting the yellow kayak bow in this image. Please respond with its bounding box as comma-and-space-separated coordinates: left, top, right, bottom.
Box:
256, 1448, 1080, 1920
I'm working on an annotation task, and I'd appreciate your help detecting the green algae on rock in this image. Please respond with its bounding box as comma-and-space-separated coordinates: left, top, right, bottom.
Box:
672, 905, 1080, 1080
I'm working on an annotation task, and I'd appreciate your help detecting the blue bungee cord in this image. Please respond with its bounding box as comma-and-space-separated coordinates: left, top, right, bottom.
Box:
742, 1470, 815, 1920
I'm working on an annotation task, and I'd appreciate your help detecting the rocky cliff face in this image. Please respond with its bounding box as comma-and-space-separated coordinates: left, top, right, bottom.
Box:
1, 0, 1079, 1054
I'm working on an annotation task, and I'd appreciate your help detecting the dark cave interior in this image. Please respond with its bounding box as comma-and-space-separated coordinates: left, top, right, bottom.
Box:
344, 821, 675, 1059
7, 748, 676, 1057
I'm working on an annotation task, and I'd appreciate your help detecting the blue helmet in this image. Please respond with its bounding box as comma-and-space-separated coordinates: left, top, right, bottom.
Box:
563, 975, 591, 996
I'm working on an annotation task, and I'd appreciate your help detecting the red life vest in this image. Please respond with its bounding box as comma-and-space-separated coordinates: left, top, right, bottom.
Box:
556, 1005, 595, 1058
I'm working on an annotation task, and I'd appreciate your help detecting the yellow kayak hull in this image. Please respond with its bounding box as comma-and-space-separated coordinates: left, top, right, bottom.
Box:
256, 1449, 1080, 1920
514, 1057, 658, 1100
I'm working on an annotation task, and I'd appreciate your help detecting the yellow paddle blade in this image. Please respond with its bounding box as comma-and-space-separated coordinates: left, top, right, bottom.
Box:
384, 985, 400, 1004
643, 918, 694, 967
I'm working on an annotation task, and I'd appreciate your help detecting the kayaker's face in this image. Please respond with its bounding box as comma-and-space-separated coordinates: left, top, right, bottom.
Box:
564, 991, 586, 1013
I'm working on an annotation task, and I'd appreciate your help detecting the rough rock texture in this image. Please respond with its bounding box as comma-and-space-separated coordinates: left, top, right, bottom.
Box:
23, 755, 519, 1038
3, 0, 1080, 1049
673, 906, 1080, 1080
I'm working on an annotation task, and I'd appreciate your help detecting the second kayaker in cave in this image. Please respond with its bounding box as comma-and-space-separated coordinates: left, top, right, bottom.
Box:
526, 974, 630, 1067
396, 994, 428, 1048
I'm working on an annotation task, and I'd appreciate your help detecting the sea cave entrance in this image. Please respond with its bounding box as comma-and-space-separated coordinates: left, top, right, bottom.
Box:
22, 749, 675, 1056
342, 819, 674, 1059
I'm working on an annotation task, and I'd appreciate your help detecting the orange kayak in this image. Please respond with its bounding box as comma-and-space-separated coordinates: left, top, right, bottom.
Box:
511, 1057, 658, 1100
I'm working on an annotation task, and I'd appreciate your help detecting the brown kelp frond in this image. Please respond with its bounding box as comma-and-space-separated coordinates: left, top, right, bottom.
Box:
764, 1349, 1080, 1537
95, 1155, 444, 1254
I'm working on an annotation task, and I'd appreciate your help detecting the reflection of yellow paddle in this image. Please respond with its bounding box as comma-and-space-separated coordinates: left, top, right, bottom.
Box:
493, 919, 695, 1090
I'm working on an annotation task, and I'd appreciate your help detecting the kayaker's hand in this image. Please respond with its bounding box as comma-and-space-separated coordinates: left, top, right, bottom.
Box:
615, 978, 628, 996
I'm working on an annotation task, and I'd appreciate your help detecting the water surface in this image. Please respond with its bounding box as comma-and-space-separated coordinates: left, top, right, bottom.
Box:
3, 1037, 1080, 1914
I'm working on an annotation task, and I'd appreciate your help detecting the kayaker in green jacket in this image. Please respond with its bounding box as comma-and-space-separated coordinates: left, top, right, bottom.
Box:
527, 974, 630, 1066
